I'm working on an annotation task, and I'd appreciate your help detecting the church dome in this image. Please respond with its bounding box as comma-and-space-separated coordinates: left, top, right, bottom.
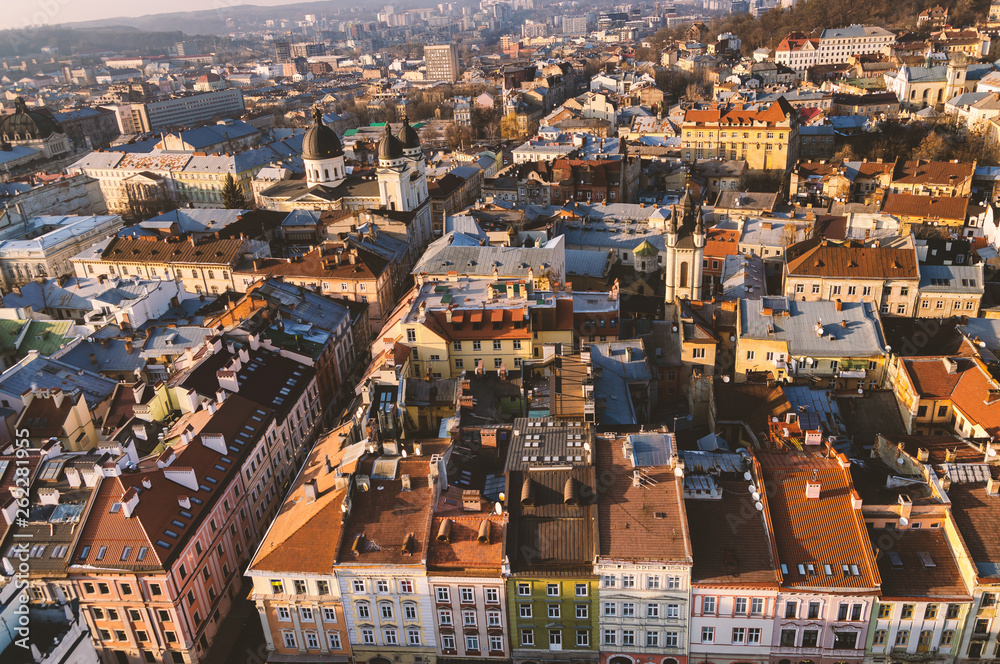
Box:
378, 124, 404, 160
302, 107, 343, 160
0, 97, 62, 141
396, 116, 421, 150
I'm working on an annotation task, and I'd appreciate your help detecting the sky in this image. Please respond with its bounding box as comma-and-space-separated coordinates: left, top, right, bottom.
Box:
3, 0, 290, 31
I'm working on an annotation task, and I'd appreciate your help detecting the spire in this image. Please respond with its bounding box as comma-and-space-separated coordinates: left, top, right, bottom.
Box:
311, 107, 323, 125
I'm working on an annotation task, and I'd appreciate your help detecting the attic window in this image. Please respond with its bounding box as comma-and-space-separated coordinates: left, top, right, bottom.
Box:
918, 552, 936, 568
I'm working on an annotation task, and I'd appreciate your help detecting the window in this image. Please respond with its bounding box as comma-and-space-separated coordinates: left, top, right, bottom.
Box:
802, 629, 819, 648
647, 575, 661, 589
702, 627, 715, 643
808, 601, 821, 619
622, 574, 635, 588
439, 609, 453, 625
733, 627, 746, 643
781, 629, 797, 646
575, 583, 587, 597
380, 603, 393, 620
300, 607, 314, 622
834, 632, 858, 649
323, 608, 337, 623
384, 628, 398, 645
487, 610, 501, 627
519, 604, 532, 619
902, 604, 914, 620
703, 596, 716, 614
647, 631, 660, 647
878, 603, 893, 619
518, 582, 531, 596
361, 628, 375, 645
946, 604, 961, 619
404, 603, 417, 620
547, 583, 559, 596
745, 350, 755, 361
735, 597, 748, 614
463, 610, 476, 626
548, 605, 561, 619
549, 630, 561, 648
576, 604, 588, 619
751, 598, 764, 614
357, 602, 370, 619
604, 602, 617, 617
460, 587, 474, 603
473, 340, 481, 351
622, 602, 635, 617
485, 588, 499, 603
838, 604, 849, 621
406, 329, 416, 343
604, 629, 616, 646
316, 581, 329, 595
376, 579, 389, 593
520, 629, 534, 646
283, 632, 297, 648
490, 635, 503, 651
327, 632, 342, 650
873, 629, 887, 646
442, 634, 456, 650
748, 628, 762, 644
786, 601, 798, 619
466, 634, 480, 651
576, 631, 590, 647
647, 603, 660, 618
666, 604, 679, 619
941, 630, 955, 647
895, 630, 910, 646
622, 629, 635, 646
407, 628, 420, 646
436, 586, 450, 602
352, 579, 365, 594
852, 604, 863, 621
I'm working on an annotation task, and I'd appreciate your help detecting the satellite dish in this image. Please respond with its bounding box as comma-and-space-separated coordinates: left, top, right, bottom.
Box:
755, 501, 764, 511
494, 502, 503, 515
897, 457, 905, 465
730, 335, 736, 342
722, 375, 731, 383
401, 449, 407, 457
980, 341, 987, 348
752, 491, 761, 501
858, 388, 864, 394
989, 448, 998, 457
748, 484, 757, 493
885, 345, 891, 352
743, 471, 752, 481
709, 488, 718, 497
899, 516, 909, 526
674, 466, 684, 477
498, 492, 506, 502
583, 442, 591, 451
368, 444, 375, 454
771, 416, 779, 423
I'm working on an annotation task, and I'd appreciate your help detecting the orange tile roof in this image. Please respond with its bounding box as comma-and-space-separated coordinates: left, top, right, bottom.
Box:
248, 427, 356, 574
757, 451, 881, 591
98, 235, 247, 265
596, 438, 692, 563
785, 242, 918, 279
902, 357, 1000, 437
893, 160, 974, 187
948, 481, 1000, 578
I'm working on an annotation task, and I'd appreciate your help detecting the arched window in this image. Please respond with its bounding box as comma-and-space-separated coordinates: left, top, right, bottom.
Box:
680, 261, 689, 288
610, 657, 632, 664
663, 659, 679, 664
324, 169, 330, 179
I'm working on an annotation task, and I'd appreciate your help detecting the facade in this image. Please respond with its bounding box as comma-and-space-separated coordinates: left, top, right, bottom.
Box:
680, 99, 799, 171
136, 89, 246, 132
915, 265, 984, 318
596, 433, 693, 664
424, 44, 461, 82
758, 451, 881, 664
783, 241, 920, 317
736, 297, 890, 389
71, 235, 269, 297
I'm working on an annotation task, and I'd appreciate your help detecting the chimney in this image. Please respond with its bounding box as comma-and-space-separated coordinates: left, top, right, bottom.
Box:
805, 469, 822, 499
945, 448, 957, 462
462, 489, 481, 511
304, 479, 319, 503
898, 494, 913, 522
401, 474, 411, 491
120, 487, 140, 517
917, 448, 930, 462
437, 519, 452, 542
987, 477, 1000, 497
125, 339, 134, 354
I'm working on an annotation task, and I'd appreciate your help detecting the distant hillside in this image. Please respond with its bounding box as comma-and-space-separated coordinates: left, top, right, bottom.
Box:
0, 26, 191, 58
712, 0, 994, 51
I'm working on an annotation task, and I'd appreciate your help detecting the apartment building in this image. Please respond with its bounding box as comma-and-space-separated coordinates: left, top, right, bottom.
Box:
758, 451, 881, 664
685, 453, 781, 664
135, 89, 246, 133
72, 235, 270, 297
783, 240, 920, 317
66, 394, 279, 664
736, 297, 890, 389
505, 419, 599, 664
596, 433, 693, 664
916, 265, 984, 318
680, 98, 799, 171
424, 44, 461, 82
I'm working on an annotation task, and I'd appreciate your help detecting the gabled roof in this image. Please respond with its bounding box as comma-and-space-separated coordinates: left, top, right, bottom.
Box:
785, 241, 919, 279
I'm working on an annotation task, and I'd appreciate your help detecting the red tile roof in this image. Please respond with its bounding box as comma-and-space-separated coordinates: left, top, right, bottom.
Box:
785, 241, 919, 279
596, 437, 692, 563
882, 193, 969, 222
901, 357, 1000, 437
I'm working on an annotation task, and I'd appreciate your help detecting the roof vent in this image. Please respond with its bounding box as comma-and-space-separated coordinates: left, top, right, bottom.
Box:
436, 519, 453, 543
805, 469, 821, 499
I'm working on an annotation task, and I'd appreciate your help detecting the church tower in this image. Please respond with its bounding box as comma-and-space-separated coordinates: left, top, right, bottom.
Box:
376, 125, 409, 211
302, 107, 346, 187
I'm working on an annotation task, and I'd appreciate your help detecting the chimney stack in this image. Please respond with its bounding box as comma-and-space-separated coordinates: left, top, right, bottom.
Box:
805, 469, 822, 499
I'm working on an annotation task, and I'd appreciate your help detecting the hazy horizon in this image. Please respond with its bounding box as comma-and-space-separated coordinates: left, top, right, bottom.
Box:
3, 0, 315, 32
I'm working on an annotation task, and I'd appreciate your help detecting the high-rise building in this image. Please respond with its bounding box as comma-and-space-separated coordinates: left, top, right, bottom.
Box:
424, 43, 461, 82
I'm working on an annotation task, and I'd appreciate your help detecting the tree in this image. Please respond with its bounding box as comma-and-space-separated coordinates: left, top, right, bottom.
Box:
221, 174, 247, 209
913, 131, 949, 162
501, 114, 521, 140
